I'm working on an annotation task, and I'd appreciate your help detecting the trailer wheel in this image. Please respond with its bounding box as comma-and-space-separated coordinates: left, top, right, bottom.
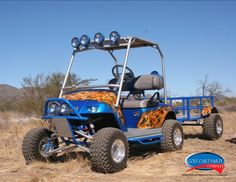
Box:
22, 127, 58, 162
203, 113, 223, 140
90, 127, 128, 173
161, 119, 183, 152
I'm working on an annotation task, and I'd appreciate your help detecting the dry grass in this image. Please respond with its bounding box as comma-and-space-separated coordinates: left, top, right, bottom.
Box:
0, 112, 235, 182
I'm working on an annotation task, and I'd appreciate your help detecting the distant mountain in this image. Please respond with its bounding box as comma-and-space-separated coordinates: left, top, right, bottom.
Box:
0, 84, 24, 102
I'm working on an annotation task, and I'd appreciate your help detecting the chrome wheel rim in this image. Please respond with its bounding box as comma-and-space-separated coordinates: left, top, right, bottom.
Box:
39, 137, 52, 157
216, 119, 223, 134
173, 128, 182, 146
111, 139, 126, 163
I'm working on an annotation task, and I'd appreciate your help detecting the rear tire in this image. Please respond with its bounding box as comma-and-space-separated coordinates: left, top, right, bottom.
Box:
22, 127, 58, 162
203, 113, 223, 140
161, 119, 183, 152
90, 127, 128, 173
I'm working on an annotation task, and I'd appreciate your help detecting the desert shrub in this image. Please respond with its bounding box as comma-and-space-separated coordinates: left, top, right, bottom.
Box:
0, 98, 19, 112
224, 104, 236, 112
17, 72, 83, 116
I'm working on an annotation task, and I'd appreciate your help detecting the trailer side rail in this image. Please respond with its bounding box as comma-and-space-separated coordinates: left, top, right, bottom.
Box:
162, 96, 214, 122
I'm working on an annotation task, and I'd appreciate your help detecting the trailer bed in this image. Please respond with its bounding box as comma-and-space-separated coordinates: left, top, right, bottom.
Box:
163, 96, 214, 123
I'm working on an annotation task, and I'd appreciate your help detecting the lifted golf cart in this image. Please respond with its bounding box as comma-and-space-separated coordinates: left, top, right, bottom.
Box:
22, 32, 223, 173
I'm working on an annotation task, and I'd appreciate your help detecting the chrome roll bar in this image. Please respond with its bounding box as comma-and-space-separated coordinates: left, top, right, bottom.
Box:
59, 36, 167, 104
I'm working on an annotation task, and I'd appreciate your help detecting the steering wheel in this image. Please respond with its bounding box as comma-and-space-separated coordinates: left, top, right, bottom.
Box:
112, 65, 135, 82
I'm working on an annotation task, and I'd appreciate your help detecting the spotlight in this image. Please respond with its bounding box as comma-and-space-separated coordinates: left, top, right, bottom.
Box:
71, 37, 80, 48
80, 35, 90, 47
109, 31, 120, 44
94, 32, 105, 45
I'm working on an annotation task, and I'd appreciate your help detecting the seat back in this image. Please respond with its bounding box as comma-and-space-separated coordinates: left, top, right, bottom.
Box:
134, 74, 164, 90
108, 74, 164, 91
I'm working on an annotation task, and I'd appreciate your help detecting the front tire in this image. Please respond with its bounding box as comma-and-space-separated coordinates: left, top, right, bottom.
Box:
203, 113, 223, 140
161, 119, 184, 152
22, 127, 58, 162
90, 127, 128, 173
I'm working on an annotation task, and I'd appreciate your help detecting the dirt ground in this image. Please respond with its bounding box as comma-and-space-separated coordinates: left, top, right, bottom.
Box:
0, 112, 235, 182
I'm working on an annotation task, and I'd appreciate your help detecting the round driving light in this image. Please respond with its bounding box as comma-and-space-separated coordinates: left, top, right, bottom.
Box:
109, 31, 120, 44
71, 37, 80, 48
60, 104, 69, 114
94, 33, 105, 45
80, 35, 90, 47
48, 103, 60, 114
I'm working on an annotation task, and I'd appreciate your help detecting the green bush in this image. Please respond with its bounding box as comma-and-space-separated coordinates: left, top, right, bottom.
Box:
17, 72, 82, 116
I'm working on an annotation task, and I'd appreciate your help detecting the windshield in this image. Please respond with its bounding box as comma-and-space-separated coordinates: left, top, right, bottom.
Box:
71, 50, 120, 86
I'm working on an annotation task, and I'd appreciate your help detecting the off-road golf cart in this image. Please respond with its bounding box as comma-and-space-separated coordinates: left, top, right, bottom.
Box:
22, 32, 223, 173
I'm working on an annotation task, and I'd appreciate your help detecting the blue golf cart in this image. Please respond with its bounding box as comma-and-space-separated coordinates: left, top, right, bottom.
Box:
22, 32, 223, 173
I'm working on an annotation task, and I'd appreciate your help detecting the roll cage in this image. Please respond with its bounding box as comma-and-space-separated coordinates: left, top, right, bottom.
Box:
59, 36, 167, 106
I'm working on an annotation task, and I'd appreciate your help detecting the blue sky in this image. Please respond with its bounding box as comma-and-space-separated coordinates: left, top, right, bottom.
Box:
0, 1, 235, 96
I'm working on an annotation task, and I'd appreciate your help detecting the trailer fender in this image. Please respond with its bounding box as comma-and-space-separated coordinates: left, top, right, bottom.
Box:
211, 107, 219, 113
202, 106, 219, 116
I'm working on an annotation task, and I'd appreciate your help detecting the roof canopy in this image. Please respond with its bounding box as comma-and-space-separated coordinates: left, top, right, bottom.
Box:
75, 37, 163, 57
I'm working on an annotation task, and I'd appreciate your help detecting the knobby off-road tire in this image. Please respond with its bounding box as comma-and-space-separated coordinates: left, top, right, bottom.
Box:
203, 113, 223, 140
161, 119, 184, 152
22, 127, 58, 162
90, 127, 128, 173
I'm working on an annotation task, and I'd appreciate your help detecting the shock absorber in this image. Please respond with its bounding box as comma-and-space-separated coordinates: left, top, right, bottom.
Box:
89, 123, 95, 135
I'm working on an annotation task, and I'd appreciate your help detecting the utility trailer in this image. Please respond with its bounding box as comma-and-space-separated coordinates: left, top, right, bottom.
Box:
165, 96, 223, 139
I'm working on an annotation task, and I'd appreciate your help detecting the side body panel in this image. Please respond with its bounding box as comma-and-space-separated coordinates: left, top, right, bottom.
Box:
122, 103, 173, 129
